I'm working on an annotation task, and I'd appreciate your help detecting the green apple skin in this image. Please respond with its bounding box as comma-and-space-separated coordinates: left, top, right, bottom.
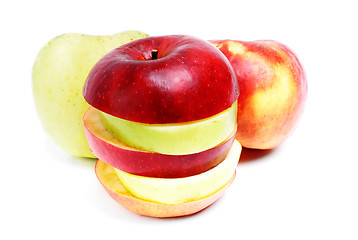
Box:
32, 31, 150, 158
99, 101, 237, 155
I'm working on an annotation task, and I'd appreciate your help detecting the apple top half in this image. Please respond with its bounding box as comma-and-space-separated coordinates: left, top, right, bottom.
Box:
83, 35, 239, 124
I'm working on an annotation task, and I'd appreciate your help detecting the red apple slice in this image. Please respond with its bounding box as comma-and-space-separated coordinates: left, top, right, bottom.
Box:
84, 107, 236, 178
95, 159, 236, 218
83, 35, 238, 124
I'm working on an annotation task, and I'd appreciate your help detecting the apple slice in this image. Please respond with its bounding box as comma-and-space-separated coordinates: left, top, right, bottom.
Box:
83, 35, 239, 125
115, 140, 241, 204
99, 101, 237, 155
84, 106, 236, 178
95, 159, 236, 218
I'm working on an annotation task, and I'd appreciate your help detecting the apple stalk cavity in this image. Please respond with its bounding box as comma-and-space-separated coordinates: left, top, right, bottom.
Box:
151, 49, 158, 60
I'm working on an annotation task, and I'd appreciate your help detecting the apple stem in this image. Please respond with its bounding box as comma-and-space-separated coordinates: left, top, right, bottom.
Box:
151, 50, 158, 60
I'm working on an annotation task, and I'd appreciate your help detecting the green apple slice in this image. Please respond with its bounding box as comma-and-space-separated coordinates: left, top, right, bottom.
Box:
114, 140, 241, 204
99, 101, 237, 155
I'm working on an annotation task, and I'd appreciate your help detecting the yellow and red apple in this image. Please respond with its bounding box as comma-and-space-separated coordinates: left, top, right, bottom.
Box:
210, 40, 307, 149
83, 35, 241, 217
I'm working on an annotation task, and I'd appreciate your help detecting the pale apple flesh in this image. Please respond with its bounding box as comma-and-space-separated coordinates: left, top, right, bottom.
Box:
210, 40, 307, 149
95, 159, 236, 218
98, 101, 237, 155
32, 31, 149, 157
115, 140, 241, 204
83, 106, 236, 178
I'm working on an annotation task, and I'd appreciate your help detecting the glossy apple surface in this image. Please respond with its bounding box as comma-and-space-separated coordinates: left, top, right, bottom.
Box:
83, 35, 239, 124
95, 160, 235, 218
98, 100, 237, 155
115, 140, 241, 204
84, 107, 236, 178
32, 31, 149, 157
210, 40, 307, 149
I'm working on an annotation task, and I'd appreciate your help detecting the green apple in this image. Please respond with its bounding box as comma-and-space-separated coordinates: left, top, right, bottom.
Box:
114, 140, 241, 204
32, 30, 149, 158
99, 101, 237, 155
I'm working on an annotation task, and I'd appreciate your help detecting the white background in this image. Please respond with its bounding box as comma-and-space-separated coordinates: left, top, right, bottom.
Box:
1, 0, 357, 239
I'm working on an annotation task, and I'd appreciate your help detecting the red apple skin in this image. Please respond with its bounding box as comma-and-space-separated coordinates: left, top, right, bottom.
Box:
95, 160, 235, 218
83, 35, 238, 124
210, 40, 307, 149
84, 107, 236, 178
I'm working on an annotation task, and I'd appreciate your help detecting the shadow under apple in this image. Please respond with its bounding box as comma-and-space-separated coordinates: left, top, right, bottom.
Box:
238, 147, 276, 164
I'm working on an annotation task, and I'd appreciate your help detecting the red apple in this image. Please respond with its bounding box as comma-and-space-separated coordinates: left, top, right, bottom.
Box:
83, 35, 238, 124
84, 106, 236, 178
95, 160, 235, 218
210, 40, 307, 149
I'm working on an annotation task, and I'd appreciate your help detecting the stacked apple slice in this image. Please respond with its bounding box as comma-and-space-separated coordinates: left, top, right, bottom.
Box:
82, 35, 242, 217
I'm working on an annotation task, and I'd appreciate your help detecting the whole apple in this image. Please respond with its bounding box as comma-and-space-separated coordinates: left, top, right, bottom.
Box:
210, 40, 307, 149
32, 30, 149, 158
